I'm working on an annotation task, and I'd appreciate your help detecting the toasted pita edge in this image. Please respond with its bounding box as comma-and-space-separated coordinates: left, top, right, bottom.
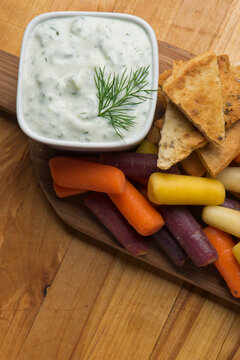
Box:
218, 55, 240, 128
157, 102, 207, 170
162, 51, 225, 145
158, 69, 172, 109
197, 120, 240, 177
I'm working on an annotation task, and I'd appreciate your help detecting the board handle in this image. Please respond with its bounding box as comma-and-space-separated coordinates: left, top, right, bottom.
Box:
0, 50, 19, 115
0, 42, 193, 116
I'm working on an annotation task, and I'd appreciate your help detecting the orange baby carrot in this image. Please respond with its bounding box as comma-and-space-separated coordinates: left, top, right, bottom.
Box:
49, 157, 126, 194
234, 153, 240, 164
203, 226, 240, 298
53, 181, 86, 198
109, 180, 164, 236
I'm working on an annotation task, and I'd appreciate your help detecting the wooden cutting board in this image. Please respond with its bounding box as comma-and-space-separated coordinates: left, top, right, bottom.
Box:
1, 42, 240, 307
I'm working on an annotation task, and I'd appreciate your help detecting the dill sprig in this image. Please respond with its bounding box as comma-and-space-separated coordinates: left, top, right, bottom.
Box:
94, 66, 153, 139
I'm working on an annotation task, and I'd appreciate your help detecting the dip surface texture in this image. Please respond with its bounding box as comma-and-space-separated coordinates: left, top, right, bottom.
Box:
22, 15, 153, 143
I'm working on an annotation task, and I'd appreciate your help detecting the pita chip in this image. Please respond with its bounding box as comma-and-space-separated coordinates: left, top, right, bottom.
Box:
162, 51, 225, 145
218, 55, 240, 128
158, 69, 172, 109
197, 120, 240, 177
157, 102, 207, 170
159, 69, 172, 87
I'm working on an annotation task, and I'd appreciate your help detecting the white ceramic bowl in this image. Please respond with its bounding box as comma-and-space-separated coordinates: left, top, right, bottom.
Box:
17, 11, 159, 152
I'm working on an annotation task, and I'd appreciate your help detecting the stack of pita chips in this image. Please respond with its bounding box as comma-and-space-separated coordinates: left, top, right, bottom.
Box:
156, 50, 240, 177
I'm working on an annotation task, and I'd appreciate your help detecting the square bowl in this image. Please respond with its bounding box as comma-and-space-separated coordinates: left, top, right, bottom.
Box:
17, 11, 159, 152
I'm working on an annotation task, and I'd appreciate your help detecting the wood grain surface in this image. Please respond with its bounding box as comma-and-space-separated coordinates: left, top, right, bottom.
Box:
1, 1, 240, 359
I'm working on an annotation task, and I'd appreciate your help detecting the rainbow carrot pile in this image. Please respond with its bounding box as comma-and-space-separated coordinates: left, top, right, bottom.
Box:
48, 137, 240, 299
49, 153, 165, 256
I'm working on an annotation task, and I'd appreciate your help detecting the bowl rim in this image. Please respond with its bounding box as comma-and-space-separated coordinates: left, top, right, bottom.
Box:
17, 11, 159, 151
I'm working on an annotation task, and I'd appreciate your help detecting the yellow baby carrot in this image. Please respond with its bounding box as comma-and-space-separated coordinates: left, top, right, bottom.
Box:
148, 173, 225, 205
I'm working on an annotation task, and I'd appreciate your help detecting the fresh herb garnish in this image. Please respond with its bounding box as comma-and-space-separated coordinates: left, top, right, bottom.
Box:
50, 27, 60, 36
94, 66, 153, 139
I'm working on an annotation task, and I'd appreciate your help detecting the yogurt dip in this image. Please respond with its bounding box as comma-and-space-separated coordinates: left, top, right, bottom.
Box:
21, 15, 154, 143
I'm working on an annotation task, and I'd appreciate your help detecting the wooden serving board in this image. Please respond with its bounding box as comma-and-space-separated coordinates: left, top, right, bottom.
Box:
1, 41, 240, 307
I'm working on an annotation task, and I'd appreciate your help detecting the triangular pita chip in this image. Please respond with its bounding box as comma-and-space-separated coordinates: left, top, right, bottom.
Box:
197, 120, 240, 177
218, 55, 240, 128
158, 69, 172, 87
157, 102, 207, 170
162, 51, 225, 145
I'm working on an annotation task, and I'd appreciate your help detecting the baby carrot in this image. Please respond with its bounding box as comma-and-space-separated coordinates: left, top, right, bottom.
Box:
53, 182, 86, 198
202, 206, 240, 237
136, 139, 158, 155
84, 192, 148, 256
148, 173, 225, 205
49, 157, 126, 194
203, 226, 240, 298
216, 167, 240, 192
109, 180, 164, 236
232, 242, 240, 265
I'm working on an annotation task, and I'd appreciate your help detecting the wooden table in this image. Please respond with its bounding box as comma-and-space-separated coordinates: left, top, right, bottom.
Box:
1, 1, 240, 359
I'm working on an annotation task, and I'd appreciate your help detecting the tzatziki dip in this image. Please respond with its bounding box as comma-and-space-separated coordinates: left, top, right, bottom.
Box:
21, 15, 154, 143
